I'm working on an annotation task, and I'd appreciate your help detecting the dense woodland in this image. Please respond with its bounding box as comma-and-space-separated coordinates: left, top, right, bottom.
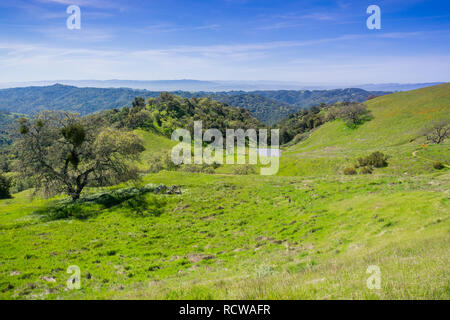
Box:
103, 93, 265, 137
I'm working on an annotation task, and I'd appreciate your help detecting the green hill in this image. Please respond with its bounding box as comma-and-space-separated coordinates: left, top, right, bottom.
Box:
254, 88, 389, 108
279, 83, 450, 176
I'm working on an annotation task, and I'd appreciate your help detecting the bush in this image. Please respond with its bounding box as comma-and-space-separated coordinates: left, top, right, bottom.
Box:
343, 167, 357, 175
211, 162, 221, 169
359, 166, 373, 174
356, 151, 388, 168
0, 174, 11, 199
201, 166, 215, 174
433, 161, 444, 170
233, 165, 256, 175
148, 153, 179, 173
325, 106, 340, 122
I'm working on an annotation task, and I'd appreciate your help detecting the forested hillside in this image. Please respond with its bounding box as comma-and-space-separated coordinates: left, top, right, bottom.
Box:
0, 111, 21, 147
104, 93, 266, 137
174, 92, 298, 125
0, 84, 388, 125
0, 84, 159, 115
252, 88, 388, 108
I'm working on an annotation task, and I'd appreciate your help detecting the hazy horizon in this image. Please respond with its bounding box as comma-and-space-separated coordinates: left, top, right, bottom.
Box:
0, 79, 445, 92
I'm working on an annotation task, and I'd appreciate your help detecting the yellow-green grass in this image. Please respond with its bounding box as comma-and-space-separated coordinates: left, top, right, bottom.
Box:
0, 172, 448, 299
279, 83, 450, 176
134, 129, 177, 171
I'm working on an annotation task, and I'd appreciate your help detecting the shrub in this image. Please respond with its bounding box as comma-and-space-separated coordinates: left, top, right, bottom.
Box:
148, 153, 179, 173
433, 161, 444, 170
211, 162, 221, 169
233, 165, 256, 175
343, 167, 357, 175
201, 166, 215, 174
359, 166, 373, 174
356, 151, 388, 168
0, 174, 11, 199
325, 106, 340, 122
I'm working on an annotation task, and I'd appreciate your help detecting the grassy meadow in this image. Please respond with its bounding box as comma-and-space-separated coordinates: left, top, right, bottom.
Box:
0, 84, 449, 300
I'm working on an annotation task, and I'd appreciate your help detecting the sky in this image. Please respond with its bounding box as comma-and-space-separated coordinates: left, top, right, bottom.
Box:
0, 0, 450, 84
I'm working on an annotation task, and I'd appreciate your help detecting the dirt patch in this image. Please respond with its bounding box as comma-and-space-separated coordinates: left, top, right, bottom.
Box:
41, 276, 56, 283
186, 253, 216, 263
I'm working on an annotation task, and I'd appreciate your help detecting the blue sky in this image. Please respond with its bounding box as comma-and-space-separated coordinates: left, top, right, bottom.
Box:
0, 0, 449, 84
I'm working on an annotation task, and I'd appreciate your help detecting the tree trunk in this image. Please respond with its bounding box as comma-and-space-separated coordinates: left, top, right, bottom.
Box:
70, 192, 80, 201
67, 186, 81, 201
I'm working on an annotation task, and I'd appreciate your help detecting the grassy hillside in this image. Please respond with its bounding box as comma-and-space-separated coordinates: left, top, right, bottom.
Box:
0, 84, 448, 300
0, 172, 448, 299
279, 83, 450, 176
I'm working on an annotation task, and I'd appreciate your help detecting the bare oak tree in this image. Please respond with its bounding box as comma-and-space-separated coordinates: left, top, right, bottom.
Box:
14, 111, 144, 200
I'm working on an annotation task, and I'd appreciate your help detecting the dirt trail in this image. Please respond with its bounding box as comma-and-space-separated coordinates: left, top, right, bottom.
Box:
412, 150, 450, 168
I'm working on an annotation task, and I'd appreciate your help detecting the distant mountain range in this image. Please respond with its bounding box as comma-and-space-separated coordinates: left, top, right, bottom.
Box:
0, 80, 444, 92
0, 84, 392, 124
356, 83, 446, 92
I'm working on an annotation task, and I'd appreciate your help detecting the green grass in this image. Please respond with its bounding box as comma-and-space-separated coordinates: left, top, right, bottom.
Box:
0, 84, 449, 300
416, 144, 450, 165
0, 172, 448, 299
279, 83, 450, 176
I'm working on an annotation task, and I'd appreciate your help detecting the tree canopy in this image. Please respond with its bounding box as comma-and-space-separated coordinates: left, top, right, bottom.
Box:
14, 111, 144, 200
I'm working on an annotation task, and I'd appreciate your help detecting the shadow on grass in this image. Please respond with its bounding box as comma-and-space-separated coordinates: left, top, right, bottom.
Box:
33, 184, 173, 221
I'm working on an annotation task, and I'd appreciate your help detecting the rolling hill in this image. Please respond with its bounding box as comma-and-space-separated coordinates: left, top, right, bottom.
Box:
253, 88, 388, 108
0, 84, 389, 125
279, 83, 450, 176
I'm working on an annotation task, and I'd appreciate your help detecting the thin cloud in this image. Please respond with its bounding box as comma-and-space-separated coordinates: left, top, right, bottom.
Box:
36, 0, 124, 9
141, 23, 220, 34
